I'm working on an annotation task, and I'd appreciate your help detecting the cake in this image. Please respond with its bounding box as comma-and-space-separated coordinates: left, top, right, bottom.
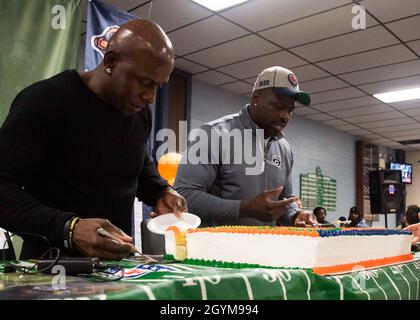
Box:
164, 226, 414, 275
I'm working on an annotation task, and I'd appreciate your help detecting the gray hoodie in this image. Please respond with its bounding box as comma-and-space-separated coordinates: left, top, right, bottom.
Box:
174, 105, 297, 227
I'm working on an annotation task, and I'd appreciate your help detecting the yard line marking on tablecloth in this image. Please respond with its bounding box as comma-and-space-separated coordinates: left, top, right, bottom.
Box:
140, 285, 156, 300
238, 273, 254, 300
161, 265, 193, 274
381, 269, 402, 300
196, 277, 208, 300
367, 272, 388, 300
404, 264, 419, 300
262, 270, 288, 300
163, 275, 188, 279
332, 276, 344, 300
392, 266, 411, 300
298, 270, 311, 300
347, 275, 370, 300
126, 279, 171, 282
174, 264, 200, 272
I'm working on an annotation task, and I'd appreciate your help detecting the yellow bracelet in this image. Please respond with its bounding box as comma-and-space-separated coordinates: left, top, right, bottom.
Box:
67, 217, 80, 249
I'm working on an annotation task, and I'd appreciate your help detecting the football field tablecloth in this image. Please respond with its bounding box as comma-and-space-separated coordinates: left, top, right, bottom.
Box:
1, 254, 419, 300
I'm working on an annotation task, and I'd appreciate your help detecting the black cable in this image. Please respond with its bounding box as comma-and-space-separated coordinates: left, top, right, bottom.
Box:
2, 232, 125, 282
2, 232, 60, 274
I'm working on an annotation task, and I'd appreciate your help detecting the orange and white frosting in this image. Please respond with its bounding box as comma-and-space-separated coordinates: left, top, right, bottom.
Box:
165, 226, 414, 275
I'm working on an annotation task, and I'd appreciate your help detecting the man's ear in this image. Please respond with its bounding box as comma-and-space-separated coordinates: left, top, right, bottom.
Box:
103, 51, 120, 70
250, 92, 260, 107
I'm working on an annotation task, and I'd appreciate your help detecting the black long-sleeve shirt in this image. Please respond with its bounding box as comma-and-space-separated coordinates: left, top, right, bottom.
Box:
0, 70, 168, 257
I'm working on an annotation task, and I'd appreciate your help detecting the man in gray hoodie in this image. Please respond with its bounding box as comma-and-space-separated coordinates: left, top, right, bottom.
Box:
174, 66, 316, 227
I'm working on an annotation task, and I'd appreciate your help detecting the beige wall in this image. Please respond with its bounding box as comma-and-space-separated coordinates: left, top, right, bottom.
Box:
406, 151, 420, 207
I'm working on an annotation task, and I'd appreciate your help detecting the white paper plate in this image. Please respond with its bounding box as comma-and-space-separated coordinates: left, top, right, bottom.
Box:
147, 213, 201, 235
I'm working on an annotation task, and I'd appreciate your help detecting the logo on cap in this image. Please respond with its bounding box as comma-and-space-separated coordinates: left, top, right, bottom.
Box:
288, 73, 298, 87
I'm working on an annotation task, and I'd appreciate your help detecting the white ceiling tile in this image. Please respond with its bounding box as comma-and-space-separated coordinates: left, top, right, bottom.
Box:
370, 123, 420, 133
220, 81, 253, 95
408, 40, 420, 55
290, 26, 399, 62
293, 107, 318, 116
358, 117, 416, 129
403, 108, 420, 117
300, 77, 349, 94
381, 142, 406, 148
133, 0, 212, 32
175, 58, 207, 74
321, 119, 348, 126
335, 124, 360, 131
382, 128, 420, 138
259, 4, 378, 48
220, 0, 349, 32
340, 60, 420, 85
310, 87, 365, 105
168, 16, 248, 55
328, 104, 392, 118
193, 70, 236, 86
317, 45, 416, 74
185, 35, 279, 68
370, 138, 394, 144
343, 111, 405, 124
393, 133, 420, 141
217, 51, 305, 80
348, 129, 372, 135
386, 15, 420, 42
313, 96, 379, 112
291, 65, 330, 82
389, 99, 420, 110
358, 75, 420, 94
363, 0, 420, 22
304, 113, 334, 121
363, 133, 384, 140
405, 143, 420, 149
400, 145, 416, 150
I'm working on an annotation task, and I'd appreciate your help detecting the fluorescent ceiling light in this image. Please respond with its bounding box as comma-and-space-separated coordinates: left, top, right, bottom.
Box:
191, 0, 250, 11
373, 87, 420, 103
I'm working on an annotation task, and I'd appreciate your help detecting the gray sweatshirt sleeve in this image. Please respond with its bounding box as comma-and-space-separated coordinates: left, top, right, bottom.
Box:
277, 175, 299, 226
174, 127, 241, 222
277, 150, 298, 226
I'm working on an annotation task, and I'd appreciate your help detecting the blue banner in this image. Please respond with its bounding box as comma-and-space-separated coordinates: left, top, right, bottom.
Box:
84, 0, 138, 71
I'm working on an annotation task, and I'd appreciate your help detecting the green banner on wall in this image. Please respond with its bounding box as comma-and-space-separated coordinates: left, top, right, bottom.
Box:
0, 0, 82, 124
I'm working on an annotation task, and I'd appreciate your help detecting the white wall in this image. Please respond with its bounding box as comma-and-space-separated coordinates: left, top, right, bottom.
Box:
406, 150, 420, 207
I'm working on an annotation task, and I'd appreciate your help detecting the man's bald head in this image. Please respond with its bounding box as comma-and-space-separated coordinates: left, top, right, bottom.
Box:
91, 19, 175, 116
105, 19, 174, 65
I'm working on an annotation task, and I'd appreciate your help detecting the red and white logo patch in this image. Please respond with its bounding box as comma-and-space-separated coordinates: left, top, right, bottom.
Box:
288, 73, 298, 86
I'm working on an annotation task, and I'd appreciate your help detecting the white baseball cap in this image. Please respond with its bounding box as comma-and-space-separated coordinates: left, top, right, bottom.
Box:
252, 66, 311, 106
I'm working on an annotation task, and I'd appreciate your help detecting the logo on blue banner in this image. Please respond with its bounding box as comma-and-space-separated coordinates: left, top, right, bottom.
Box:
84, 0, 138, 71
91, 25, 120, 57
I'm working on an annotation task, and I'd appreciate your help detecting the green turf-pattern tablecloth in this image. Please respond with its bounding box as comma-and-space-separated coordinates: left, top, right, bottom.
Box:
1, 254, 419, 300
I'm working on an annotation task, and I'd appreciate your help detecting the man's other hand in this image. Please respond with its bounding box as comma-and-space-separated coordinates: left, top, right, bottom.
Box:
404, 222, 420, 246
151, 187, 188, 218
294, 211, 317, 227
239, 186, 297, 222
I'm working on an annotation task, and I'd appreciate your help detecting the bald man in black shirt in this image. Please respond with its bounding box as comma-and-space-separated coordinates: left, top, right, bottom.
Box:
0, 19, 187, 259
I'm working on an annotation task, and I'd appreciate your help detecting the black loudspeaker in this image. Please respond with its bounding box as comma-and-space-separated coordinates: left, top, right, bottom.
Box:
369, 170, 404, 214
